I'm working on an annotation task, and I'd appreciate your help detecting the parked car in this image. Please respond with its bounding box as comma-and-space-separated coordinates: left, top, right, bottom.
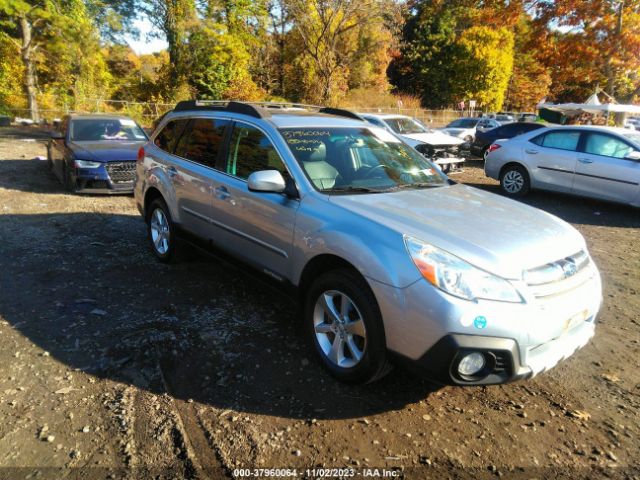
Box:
135, 100, 601, 386
441, 117, 501, 142
48, 114, 148, 193
495, 114, 515, 125
518, 113, 538, 122
359, 113, 465, 173
485, 125, 640, 206
470, 122, 545, 160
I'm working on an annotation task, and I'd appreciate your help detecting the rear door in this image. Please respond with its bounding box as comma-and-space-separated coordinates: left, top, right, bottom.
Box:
170, 117, 230, 239
528, 129, 581, 192
209, 121, 299, 279
572, 131, 640, 204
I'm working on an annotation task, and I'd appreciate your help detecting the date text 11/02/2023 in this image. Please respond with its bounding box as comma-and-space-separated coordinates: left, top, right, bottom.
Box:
233, 468, 401, 477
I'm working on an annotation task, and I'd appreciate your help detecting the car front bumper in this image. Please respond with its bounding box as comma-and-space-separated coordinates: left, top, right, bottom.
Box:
370, 264, 602, 386
74, 161, 136, 194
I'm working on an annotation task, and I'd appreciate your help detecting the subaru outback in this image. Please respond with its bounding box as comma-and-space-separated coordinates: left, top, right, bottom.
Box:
134, 101, 602, 385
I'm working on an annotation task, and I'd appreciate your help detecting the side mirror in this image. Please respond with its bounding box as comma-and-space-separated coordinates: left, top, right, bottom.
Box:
247, 170, 286, 193
50, 131, 64, 140
625, 151, 640, 161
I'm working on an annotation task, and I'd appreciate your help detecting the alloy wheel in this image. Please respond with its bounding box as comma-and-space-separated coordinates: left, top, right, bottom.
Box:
150, 208, 170, 255
313, 290, 367, 369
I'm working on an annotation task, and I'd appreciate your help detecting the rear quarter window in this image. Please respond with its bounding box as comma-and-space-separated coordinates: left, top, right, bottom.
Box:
154, 119, 188, 153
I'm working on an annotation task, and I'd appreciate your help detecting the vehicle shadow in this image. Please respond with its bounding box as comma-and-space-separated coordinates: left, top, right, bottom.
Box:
0, 212, 438, 421
463, 181, 640, 229
0, 157, 135, 197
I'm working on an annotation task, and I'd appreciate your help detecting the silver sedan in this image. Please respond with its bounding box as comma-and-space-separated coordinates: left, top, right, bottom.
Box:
484, 125, 640, 207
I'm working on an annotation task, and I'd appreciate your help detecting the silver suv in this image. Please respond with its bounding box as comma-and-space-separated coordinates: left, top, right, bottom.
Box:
134, 101, 602, 385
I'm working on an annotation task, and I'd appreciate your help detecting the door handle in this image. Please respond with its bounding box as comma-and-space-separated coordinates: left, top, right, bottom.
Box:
167, 166, 178, 177
578, 158, 594, 164
214, 185, 231, 200
525, 149, 538, 154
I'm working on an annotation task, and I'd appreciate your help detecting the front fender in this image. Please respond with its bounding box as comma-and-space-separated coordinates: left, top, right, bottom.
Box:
290, 195, 421, 289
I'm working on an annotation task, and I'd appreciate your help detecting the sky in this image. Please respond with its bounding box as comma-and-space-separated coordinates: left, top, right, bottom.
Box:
124, 17, 167, 55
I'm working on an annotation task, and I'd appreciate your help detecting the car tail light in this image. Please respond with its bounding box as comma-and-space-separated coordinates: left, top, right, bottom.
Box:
137, 147, 145, 163
488, 144, 501, 153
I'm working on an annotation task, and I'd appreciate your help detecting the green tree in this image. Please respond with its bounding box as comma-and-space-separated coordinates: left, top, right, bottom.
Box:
0, 0, 54, 121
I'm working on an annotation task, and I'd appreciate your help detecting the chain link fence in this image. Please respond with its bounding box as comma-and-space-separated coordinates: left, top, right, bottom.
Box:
2, 97, 475, 128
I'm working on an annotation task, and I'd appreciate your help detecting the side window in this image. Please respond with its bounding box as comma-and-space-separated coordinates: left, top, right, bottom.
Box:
583, 133, 634, 159
531, 131, 580, 151
154, 119, 188, 153
174, 118, 229, 167
226, 123, 287, 180
496, 124, 518, 136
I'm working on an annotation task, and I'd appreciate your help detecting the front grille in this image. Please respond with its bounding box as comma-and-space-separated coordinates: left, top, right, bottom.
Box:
418, 144, 460, 158
524, 250, 593, 298
106, 161, 136, 184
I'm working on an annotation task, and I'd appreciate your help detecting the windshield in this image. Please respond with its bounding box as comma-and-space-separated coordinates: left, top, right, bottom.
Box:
622, 132, 640, 145
70, 118, 147, 141
448, 119, 479, 128
280, 127, 447, 193
383, 117, 429, 135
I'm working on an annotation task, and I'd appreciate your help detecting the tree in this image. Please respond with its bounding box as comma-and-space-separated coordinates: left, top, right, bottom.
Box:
141, 0, 197, 93
0, 0, 54, 121
391, 0, 518, 110
451, 26, 514, 111
530, 0, 640, 102
287, 0, 378, 104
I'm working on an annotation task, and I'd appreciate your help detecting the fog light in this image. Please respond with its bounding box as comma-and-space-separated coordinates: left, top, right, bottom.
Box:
458, 352, 486, 376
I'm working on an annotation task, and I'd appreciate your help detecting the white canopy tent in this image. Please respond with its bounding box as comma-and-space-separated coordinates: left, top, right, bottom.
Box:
537, 92, 640, 116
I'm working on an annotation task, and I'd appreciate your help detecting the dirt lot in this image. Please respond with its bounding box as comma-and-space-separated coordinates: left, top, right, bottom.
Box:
0, 128, 639, 480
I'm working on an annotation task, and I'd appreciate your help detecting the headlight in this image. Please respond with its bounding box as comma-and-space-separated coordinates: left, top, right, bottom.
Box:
404, 236, 522, 303
74, 159, 101, 168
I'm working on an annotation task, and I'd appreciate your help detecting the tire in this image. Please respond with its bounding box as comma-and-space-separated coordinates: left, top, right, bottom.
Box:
304, 269, 391, 384
63, 164, 76, 192
500, 164, 530, 197
146, 198, 179, 263
46, 146, 53, 170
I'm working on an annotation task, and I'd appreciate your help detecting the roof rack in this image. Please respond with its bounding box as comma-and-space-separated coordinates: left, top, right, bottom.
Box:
173, 100, 271, 119
172, 100, 364, 122
318, 107, 364, 121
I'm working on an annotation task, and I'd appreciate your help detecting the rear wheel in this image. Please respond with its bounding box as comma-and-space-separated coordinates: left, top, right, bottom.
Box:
305, 269, 390, 384
146, 198, 179, 263
500, 164, 530, 197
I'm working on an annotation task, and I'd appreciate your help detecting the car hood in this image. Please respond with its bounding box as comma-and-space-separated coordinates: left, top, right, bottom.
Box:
69, 141, 146, 162
329, 184, 586, 279
401, 131, 465, 146
440, 128, 473, 137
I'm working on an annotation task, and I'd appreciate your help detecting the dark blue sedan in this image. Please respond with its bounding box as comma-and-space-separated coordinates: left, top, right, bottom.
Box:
47, 114, 148, 193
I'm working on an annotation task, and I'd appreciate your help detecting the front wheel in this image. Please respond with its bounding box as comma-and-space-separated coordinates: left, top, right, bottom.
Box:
500, 164, 530, 197
63, 164, 76, 192
304, 269, 390, 384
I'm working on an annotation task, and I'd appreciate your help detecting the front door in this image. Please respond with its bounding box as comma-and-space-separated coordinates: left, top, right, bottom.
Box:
528, 129, 581, 193
572, 131, 640, 204
209, 121, 299, 279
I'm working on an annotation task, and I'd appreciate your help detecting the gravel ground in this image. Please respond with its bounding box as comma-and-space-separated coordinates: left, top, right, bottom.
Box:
0, 128, 639, 480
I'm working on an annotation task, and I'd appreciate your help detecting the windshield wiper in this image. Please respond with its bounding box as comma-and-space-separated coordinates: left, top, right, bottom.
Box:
323, 186, 386, 194
384, 182, 445, 191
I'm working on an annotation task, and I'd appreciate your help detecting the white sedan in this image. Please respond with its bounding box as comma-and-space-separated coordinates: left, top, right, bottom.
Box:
484, 125, 640, 207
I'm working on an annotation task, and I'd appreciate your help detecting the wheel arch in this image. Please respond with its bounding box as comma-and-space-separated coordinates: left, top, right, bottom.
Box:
298, 254, 368, 301
499, 161, 531, 180
143, 186, 164, 220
